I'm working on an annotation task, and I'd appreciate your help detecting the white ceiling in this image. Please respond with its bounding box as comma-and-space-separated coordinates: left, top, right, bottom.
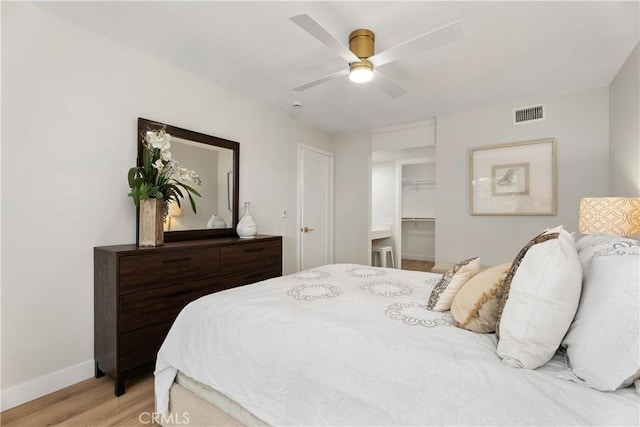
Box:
36, 1, 639, 134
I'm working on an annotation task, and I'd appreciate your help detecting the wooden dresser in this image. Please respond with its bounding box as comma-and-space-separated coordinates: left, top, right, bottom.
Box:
94, 235, 282, 395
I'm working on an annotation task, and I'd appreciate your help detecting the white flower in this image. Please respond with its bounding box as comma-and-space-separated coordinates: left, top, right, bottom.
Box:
152, 159, 164, 170
146, 129, 171, 150
161, 149, 172, 161
178, 167, 201, 184
177, 168, 191, 181
146, 132, 162, 149
166, 159, 178, 171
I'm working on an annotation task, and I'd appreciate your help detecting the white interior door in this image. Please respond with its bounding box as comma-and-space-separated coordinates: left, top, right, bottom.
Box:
298, 145, 334, 270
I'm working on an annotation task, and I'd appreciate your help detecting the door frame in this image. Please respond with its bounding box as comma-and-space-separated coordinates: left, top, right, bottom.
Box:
297, 144, 335, 271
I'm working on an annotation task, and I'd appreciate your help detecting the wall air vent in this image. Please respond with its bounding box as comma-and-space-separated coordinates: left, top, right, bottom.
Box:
513, 104, 545, 124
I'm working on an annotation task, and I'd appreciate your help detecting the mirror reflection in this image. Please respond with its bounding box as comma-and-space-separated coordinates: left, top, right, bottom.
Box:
165, 137, 234, 232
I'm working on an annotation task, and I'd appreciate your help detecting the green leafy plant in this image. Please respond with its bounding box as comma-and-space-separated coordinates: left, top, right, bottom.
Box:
128, 127, 202, 216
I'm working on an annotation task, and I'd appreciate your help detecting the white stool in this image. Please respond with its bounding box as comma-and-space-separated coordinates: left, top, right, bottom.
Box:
372, 246, 395, 268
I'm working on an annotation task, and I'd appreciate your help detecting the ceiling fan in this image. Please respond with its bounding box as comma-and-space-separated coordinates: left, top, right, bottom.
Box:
289, 14, 465, 98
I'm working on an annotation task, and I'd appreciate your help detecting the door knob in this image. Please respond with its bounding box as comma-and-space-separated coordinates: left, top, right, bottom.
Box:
301, 226, 315, 233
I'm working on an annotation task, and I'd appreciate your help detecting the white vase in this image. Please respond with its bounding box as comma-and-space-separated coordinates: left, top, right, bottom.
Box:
207, 213, 227, 229
236, 202, 257, 238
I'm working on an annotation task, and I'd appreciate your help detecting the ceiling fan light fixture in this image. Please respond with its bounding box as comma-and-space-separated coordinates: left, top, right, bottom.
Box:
349, 61, 374, 83
348, 29, 375, 83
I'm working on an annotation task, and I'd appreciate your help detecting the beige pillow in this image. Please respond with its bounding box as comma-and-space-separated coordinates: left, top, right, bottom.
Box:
451, 263, 511, 333
427, 257, 480, 312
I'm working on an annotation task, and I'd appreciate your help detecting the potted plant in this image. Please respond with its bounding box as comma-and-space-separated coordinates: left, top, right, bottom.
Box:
128, 127, 201, 246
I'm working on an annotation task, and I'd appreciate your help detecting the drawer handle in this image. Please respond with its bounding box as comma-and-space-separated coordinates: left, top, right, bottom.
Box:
244, 247, 265, 253
163, 289, 194, 299
162, 257, 192, 264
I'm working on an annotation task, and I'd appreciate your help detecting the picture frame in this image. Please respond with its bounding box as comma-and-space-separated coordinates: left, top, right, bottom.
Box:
470, 138, 556, 215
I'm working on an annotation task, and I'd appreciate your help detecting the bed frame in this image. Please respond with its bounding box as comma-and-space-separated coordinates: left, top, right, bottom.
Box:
163, 382, 244, 427
161, 374, 268, 427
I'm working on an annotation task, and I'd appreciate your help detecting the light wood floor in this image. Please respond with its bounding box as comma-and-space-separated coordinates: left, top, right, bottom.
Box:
401, 259, 434, 272
1, 374, 157, 427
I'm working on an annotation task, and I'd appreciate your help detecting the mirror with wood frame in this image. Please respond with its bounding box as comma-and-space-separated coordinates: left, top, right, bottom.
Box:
137, 118, 239, 242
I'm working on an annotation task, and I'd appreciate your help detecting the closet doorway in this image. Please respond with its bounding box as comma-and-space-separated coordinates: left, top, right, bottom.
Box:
397, 160, 436, 271
371, 146, 436, 272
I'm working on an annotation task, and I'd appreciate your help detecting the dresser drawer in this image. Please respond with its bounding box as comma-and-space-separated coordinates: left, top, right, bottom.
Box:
119, 247, 220, 293
221, 240, 282, 275
119, 322, 171, 371
220, 263, 282, 288
120, 281, 214, 333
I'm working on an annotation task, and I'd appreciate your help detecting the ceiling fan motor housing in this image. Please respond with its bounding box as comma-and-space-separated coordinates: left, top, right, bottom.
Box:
349, 29, 375, 59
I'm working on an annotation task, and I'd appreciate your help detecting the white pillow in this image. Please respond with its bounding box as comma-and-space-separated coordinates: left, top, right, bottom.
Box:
496, 226, 582, 369
575, 233, 638, 268
427, 257, 480, 312
559, 234, 640, 391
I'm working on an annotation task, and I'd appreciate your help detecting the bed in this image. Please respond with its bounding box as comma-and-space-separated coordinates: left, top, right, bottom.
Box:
154, 229, 639, 426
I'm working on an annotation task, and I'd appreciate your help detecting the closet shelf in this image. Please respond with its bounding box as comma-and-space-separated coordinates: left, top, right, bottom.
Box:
402, 217, 436, 222
402, 177, 436, 185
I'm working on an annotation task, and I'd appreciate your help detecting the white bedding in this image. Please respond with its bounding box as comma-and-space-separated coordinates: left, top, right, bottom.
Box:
155, 264, 639, 426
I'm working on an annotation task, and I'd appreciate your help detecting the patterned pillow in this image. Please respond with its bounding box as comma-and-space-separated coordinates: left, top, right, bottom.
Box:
451, 263, 511, 333
496, 226, 582, 370
427, 257, 480, 312
559, 234, 640, 391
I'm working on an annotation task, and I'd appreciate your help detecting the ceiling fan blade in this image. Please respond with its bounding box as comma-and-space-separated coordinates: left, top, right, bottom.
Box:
293, 68, 349, 92
369, 21, 465, 68
290, 14, 360, 64
373, 70, 407, 99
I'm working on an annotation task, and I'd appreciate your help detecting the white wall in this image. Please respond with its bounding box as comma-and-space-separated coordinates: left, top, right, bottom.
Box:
333, 131, 371, 265
371, 162, 395, 226
436, 87, 610, 266
371, 119, 436, 151
609, 43, 640, 196
371, 162, 395, 263
1, 2, 333, 409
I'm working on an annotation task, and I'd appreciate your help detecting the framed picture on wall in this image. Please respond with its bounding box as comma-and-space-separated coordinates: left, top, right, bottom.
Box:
470, 138, 556, 215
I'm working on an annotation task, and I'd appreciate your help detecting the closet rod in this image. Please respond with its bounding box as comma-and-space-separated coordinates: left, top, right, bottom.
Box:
401, 178, 436, 185
401, 217, 436, 222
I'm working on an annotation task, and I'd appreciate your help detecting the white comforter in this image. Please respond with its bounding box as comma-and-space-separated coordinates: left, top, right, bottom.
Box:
155, 264, 639, 426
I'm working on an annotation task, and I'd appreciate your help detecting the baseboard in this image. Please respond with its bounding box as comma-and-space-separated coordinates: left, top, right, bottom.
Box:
402, 254, 435, 262
1, 360, 94, 411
